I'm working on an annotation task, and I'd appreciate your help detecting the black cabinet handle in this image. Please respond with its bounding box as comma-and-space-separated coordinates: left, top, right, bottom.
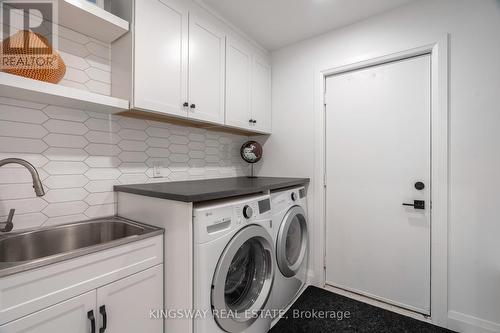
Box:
249, 119, 253, 123
183, 102, 189, 107
99, 305, 107, 333
190, 104, 196, 109
402, 200, 425, 210
252, 120, 257, 124
88, 310, 96, 333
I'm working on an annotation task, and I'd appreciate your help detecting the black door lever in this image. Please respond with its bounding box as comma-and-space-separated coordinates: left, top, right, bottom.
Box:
402, 200, 425, 210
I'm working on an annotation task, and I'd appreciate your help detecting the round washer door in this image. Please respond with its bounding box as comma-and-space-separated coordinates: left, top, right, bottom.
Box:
211, 224, 274, 332
276, 205, 308, 278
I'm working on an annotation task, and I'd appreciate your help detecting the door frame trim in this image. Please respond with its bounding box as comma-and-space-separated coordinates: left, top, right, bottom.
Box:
312, 35, 449, 327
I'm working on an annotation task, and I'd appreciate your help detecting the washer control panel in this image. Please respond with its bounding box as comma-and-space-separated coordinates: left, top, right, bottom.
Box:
193, 194, 272, 244
234, 197, 271, 225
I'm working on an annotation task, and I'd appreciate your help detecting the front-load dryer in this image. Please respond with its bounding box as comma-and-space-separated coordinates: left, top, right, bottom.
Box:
270, 186, 308, 316
193, 194, 275, 333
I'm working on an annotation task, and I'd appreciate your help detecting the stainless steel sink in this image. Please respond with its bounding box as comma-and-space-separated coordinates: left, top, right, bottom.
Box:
0, 217, 163, 277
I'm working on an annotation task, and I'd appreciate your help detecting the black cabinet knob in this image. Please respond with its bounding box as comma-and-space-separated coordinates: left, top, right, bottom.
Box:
249, 119, 253, 123
190, 104, 196, 109
99, 306, 107, 333
183, 102, 189, 107
252, 120, 257, 124
88, 310, 96, 333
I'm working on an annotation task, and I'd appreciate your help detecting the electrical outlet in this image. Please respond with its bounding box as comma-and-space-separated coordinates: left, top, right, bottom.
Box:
153, 162, 163, 178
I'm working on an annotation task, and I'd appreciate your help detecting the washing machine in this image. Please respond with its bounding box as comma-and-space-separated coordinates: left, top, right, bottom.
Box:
193, 193, 275, 333
270, 186, 308, 316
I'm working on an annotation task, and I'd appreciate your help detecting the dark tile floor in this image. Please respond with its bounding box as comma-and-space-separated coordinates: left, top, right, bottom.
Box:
269, 286, 455, 333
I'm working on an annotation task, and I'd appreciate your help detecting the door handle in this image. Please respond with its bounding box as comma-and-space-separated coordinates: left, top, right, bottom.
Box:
402, 200, 425, 210
88, 310, 96, 333
99, 305, 107, 333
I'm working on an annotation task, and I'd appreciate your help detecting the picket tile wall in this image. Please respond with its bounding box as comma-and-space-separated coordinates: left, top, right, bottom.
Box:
0, 97, 250, 230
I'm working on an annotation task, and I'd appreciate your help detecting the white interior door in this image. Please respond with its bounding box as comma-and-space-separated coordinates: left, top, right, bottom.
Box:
134, 0, 188, 117
225, 38, 252, 129
325, 55, 431, 314
188, 15, 225, 124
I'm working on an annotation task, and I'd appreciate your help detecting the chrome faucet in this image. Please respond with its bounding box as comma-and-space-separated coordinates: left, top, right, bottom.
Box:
0, 158, 45, 232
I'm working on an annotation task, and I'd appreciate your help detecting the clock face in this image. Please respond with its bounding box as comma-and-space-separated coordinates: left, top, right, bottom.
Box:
240, 141, 263, 164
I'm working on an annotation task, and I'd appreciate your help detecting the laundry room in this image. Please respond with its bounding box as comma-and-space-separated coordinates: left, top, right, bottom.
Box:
0, 0, 499, 332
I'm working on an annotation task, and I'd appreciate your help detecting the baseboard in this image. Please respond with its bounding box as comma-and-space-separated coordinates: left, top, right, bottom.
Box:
448, 311, 500, 333
323, 285, 433, 324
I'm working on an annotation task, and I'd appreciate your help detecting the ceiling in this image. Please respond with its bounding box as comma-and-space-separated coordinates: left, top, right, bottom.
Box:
201, 0, 415, 50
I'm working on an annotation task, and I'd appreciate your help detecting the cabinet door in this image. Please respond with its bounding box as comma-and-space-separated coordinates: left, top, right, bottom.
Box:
251, 56, 272, 133
225, 38, 252, 130
0, 291, 95, 333
96, 264, 163, 333
188, 15, 225, 124
134, 0, 188, 117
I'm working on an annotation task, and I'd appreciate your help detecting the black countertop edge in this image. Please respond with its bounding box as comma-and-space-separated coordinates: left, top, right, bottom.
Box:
114, 176, 310, 203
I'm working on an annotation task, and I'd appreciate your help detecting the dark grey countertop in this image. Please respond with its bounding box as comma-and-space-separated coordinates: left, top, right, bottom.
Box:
114, 176, 309, 202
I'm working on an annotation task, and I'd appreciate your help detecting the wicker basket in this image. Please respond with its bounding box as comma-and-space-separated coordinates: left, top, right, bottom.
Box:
0, 30, 66, 84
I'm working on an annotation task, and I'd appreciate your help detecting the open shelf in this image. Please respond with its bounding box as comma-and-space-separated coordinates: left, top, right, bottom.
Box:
0, 72, 129, 113
58, 0, 129, 43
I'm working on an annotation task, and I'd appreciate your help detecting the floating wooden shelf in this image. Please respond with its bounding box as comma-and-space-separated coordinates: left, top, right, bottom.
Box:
119, 110, 270, 136
0, 72, 129, 113
58, 0, 129, 43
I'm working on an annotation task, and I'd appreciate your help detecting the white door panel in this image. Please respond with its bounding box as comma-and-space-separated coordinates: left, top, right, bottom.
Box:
325, 55, 431, 314
134, 0, 188, 117
96, 265, 163, 333
188, 16, 225, 124
225, 38, 252, 129
0, 291, 96, 333
251, 56, 272, 133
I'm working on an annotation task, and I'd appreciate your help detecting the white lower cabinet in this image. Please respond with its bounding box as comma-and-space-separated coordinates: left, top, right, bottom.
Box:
0, 266, 163, 333
96, 265, 163, 333
0, 291, 95, 333
0, 236, 163, 333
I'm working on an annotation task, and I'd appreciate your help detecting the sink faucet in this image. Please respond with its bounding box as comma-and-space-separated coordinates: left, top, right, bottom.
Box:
0, 158, 45, 232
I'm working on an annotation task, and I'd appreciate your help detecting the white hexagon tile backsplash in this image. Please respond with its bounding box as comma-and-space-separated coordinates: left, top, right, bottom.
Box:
0, 97, 251, 231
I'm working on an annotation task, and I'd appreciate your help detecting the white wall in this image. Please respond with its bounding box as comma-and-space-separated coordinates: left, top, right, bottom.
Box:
256, 0, 500, 332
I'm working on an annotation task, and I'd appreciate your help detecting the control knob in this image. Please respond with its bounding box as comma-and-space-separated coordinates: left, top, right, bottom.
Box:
243, 205, 253, 219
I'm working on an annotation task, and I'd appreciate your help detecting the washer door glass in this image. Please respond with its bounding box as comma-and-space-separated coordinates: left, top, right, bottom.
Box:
277, 206, 308, 277
212, 225, 274, 333
225, 239, 267, 312
285, 216, 303, 266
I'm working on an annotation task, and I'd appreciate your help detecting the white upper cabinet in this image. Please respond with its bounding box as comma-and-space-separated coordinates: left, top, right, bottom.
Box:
225, 38, 252, 129
114, 0, 271, 133
133, 0, 188, 117
188, 16, 226, 124
251, 55, 272, 133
